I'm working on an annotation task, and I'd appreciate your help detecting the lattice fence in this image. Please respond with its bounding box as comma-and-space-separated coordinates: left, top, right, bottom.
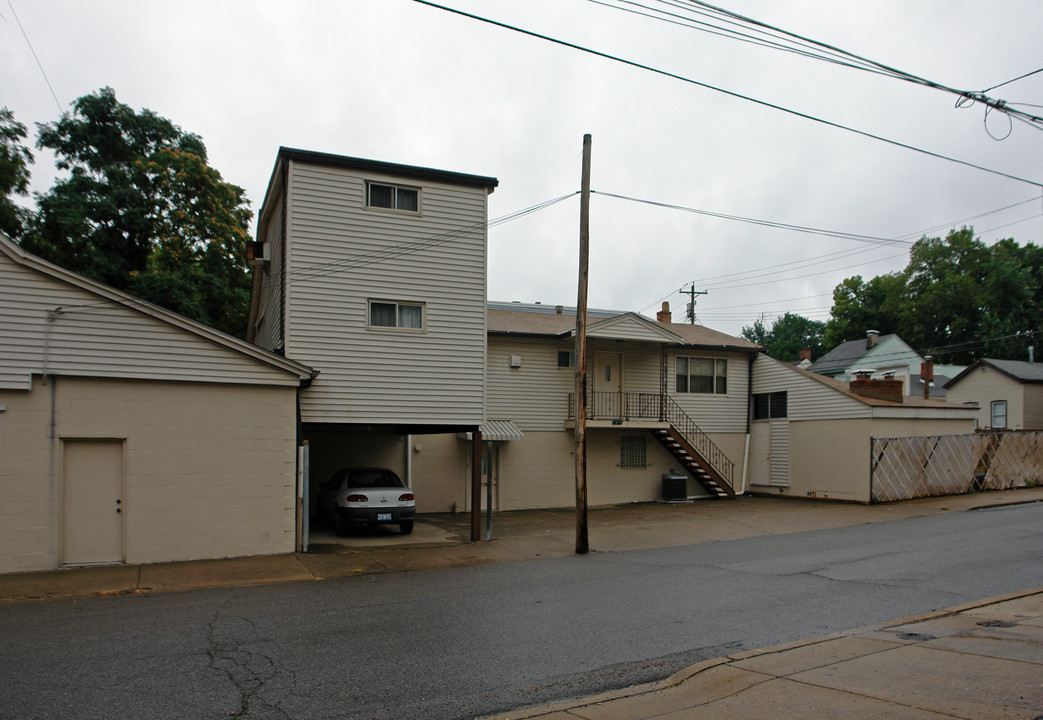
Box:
871, 431, 1043, 503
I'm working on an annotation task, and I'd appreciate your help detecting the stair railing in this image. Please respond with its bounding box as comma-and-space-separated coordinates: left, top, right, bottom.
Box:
662, 396, 735, 487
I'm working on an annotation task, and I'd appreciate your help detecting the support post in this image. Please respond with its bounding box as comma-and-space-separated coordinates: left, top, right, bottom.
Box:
485, 440, 494, 541
471, 427, 482, 541
574, 133, 592, 555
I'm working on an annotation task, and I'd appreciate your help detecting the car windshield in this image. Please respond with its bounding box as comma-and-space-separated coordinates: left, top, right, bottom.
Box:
347, 469, 405, 489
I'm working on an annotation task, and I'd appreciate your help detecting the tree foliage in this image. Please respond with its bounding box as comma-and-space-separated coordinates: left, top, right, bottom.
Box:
16, 88, 252, 337
742, 312, 826, 361
822, 227, 1042, 364
0, 107, 34, 239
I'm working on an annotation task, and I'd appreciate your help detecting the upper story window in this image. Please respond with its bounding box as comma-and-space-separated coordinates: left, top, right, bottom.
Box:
557, 350, 575, 368
369, 300, 424, 330
676, 357, 727, 394
990, 400, 1007, 429
366, 181, 420, 212
753, 391, 788, 419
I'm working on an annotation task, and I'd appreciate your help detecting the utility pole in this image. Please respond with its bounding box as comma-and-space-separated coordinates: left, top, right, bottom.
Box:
574, 134, 591, 555
680, 282, 708, 324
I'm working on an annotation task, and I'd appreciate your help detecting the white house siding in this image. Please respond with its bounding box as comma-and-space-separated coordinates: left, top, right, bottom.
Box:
1, 253, 301, 389
255, 189, 286, 352
668, 349, 752, 432
487, 336, 575, 431
0, 376, 298, 573
752, 354, 870, 421
946, 367, 1025, 429
285, 161, 488, 425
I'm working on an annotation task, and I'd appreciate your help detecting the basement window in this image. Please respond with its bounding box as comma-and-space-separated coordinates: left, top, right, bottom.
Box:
366, 182, 420, 212
620, 435, 646, 469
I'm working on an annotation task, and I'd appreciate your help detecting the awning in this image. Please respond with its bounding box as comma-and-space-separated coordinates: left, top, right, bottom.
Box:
459, 420, 525, 442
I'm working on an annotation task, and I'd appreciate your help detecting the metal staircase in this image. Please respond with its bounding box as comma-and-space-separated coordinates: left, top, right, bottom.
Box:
653, 397, 735, 498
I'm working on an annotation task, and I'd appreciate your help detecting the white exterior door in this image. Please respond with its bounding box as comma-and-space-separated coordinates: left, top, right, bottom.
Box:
750, 420, 790, 487
750, 422, 770, 485
595, 351, 624, 418
62, 440, 124, 565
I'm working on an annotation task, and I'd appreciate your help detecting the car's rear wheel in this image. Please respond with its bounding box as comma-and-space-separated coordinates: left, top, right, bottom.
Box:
334, 508, 349, 536
399, 520, 414, 535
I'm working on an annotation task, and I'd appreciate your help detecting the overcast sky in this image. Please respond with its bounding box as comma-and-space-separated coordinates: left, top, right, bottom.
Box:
4, 0, 1042, 339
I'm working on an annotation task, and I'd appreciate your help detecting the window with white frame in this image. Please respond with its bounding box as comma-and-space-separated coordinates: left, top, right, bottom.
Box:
675, 357, 727, 394
990, 400, 1007, 429
366, 181, 420, 212
369, 300, 424, 330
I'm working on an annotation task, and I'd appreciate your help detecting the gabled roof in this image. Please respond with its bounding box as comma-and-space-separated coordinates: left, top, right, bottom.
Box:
792, 363, 959, 409
806, 336, 880, 374
945, 358, 1043, 388
487, 303, 759, 351
0, 231, 314, 383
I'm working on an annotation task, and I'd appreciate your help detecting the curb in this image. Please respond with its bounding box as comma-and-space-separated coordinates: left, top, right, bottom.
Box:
478, 586, 1043, 720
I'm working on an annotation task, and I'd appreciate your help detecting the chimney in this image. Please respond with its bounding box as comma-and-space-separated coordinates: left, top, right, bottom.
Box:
555, 305, 563, 315
866, 330, 880, 349
798, 349, 811, 362
849, 377, 904, 403
656, 301, 672, 323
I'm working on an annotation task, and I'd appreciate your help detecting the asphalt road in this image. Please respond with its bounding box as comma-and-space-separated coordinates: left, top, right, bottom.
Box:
1, 503, 1040, 719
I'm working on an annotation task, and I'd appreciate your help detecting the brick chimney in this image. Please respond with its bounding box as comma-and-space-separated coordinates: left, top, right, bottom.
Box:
798, 349, 811, 362
849, 377, 904, 403
657, 301, 672, 323
866, 330, 880, 349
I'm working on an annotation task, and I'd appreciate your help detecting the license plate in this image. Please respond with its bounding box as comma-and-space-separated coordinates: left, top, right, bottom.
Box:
377, 513, 392, 522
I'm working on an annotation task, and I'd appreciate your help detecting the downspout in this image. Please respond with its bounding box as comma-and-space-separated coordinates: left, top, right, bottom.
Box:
404, 434, 412, 489
740, 352, 754, 495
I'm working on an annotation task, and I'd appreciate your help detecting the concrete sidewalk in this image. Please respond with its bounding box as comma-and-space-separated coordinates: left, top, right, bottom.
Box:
1, 487, 1041, 605
481, 588, 1043, 720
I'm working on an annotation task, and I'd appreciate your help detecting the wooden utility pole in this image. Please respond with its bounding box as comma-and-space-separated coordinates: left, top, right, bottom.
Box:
574, 134, 592, 555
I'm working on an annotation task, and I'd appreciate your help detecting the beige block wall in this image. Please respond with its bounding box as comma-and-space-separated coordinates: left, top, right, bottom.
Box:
0, 375, 298, 573
410, 428, 748, 512
748, 416, 977, 504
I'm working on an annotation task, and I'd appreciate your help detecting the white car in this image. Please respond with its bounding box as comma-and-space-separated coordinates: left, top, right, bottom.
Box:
318, 467, 416, 535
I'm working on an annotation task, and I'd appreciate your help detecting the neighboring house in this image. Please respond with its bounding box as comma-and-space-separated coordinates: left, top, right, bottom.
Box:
945, 359, 1043, 430
0, 232, 313, 574
751, 355, 977, 502
246, 148, 499, 513
807, 331, 923, 389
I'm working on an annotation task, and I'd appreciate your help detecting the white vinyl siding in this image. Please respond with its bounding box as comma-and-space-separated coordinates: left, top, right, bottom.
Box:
0, 256, 301, 388
669, 350, 749, 433
752, 354, 871, 421
285, 161, 488, 424
255, 192, 285, 353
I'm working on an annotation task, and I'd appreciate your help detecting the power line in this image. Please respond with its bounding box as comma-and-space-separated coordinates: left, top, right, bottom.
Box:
411, 1, 1042, 188
5, 0, 62, 114
604, 0, 1043, 133
592, 190, 913, 247
983, 66, 1043, 93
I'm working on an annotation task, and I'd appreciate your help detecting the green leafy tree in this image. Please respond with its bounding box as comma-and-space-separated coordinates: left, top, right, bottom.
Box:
823, 272, 903, 348
0, 107, 34, 239
898, 227, 989, 360
742, 312, 825, 361
20, 88, 251, 337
